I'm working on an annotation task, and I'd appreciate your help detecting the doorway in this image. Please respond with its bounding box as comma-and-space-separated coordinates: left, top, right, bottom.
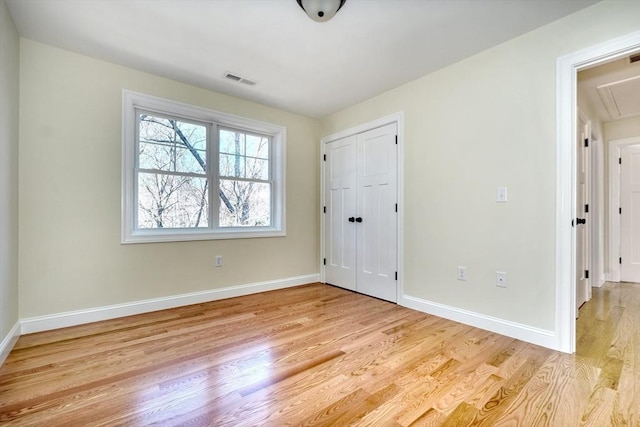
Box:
557, 32, 640, 353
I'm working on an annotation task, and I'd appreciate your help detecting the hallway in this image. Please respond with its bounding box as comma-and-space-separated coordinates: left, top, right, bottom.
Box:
575, 281, 640, 424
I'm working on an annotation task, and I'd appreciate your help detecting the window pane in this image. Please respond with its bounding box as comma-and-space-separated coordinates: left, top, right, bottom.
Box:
219, 153, 245, 178
219, 129, 244, 155
138, 172, 209, 229
245, 156, 269, 180
219, 129, 269, 180
219, 155, 268, 180
245, 134, 269, 159
138, 114, 206, 174
219, 180, 271, 227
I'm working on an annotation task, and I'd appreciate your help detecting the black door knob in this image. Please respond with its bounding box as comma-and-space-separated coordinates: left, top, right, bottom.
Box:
355, 217, 363, 223
576, 218, 586, 225
348, 217, 355, 222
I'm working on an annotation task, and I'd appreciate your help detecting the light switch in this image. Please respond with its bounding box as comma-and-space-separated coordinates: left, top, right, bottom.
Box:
496, 187, 508, 203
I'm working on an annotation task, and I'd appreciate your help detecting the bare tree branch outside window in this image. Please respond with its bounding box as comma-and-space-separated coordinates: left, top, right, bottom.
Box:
136, 114, 271, 229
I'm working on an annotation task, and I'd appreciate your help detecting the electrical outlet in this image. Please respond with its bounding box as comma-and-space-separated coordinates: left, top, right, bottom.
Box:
457, 266, 467, 281
496, 271, 507, 287
215, 255, 223, 267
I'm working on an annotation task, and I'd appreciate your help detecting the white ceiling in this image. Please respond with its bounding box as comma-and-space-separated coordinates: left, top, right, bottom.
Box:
6, 0, 599, 118
578, 57, 640, 124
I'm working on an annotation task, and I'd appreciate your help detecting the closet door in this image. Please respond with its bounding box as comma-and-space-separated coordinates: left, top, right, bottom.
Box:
356, 123, 398, 302
324, 135, 357, 290
323, 122, 398, 302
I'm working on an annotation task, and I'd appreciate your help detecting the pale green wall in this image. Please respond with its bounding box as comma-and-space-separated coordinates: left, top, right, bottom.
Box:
18, 40, 320, 318
0, 0, 20, 343
321, 0, 640, 331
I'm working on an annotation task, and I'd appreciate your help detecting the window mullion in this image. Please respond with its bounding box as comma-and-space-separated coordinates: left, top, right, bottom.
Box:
137, 168, 207, 179
218, 176, 269, 184
211, 123, 220, 230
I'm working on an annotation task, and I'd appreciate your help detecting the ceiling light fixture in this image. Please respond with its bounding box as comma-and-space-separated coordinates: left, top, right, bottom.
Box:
296, 0, 346, 23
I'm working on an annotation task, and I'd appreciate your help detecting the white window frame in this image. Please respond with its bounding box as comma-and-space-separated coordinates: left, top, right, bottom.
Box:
122, 90, 286, 243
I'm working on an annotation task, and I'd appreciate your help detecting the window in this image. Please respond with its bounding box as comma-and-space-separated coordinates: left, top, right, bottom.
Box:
122, 91, 285, 243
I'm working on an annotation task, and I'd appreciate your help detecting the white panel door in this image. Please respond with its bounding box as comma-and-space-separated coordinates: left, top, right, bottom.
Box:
620, 144, 640, 283
356, 123, 398, 302
323, 122, 398, 302
576, 118, 590, 313
324, 136, 357, 290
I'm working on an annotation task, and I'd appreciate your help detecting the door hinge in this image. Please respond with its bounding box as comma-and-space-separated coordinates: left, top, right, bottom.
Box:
323, 258, 326, 266
585, 270, 589, 279
323, 154, 326, 161
395, 272, 398, 281
619, 157, 622, 164
571, 219, 574, 227
584, 204, 589, 213
323, 206, 326, 213
584, 138, 589, 148
395, 203, 398, 213
395, 135, 398, 145
619, 257, 622, 264
619, 207, 622, 214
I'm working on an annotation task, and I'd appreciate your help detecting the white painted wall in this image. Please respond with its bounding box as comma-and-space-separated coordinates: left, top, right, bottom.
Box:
321, 0, 640, 333
0, 0, 20, 359
18, 40, 320, 319
605, 116, 640, 141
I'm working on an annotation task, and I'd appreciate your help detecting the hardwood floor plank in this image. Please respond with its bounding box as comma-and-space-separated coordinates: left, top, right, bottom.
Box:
581, 385, 617, 427
1, 282, 638, 426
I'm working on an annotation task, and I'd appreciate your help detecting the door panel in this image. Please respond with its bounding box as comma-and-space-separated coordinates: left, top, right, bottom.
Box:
356, 123, 398, 302
576, 117, 590, 313
325, 137, 357, 290
620, 144, 640, 283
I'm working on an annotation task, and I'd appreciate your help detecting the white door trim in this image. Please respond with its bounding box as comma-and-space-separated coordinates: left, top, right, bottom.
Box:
609, 138, 640, 282
320, 112, 404, 302
556, 31, 640, 353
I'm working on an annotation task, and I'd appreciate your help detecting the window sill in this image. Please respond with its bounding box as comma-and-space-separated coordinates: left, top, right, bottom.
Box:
121, 227, 286, 244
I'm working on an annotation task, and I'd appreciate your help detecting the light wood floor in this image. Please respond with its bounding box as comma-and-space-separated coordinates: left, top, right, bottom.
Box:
1, 282, 638, 426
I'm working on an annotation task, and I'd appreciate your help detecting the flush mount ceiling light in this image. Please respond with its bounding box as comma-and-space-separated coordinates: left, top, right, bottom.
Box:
297, 0, 346, 22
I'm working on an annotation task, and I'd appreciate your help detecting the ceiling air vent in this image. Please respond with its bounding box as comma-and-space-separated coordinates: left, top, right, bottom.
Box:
223, 72, 257, 86
630, 53, 640, 64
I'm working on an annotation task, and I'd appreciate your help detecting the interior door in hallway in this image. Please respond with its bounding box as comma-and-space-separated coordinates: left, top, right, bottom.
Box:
576, 116, 591, 313
620, 144, 640, 283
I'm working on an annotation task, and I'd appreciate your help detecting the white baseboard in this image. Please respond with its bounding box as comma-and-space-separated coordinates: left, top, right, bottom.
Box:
20, 274, 319, 335
400, 294, 558, 350
593, 275, 606, 288
0, 321, 21, 366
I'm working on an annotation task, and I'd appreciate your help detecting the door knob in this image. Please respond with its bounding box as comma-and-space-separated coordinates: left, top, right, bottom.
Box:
348, 217, 355, 222
355, 217, 363, 223
576, 218, 586, 225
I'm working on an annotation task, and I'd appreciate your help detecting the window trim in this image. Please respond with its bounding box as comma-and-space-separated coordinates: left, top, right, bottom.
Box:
122, 90, 286, 244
